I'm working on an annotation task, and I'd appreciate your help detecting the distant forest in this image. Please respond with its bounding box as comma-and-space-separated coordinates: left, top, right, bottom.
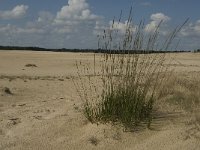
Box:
0, 45, 198, 54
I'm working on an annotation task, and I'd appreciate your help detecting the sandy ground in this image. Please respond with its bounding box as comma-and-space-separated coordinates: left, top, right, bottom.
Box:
0, 50, 200, 150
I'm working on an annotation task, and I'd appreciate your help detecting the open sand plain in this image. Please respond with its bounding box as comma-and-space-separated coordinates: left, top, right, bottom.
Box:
0, 50, 200, 150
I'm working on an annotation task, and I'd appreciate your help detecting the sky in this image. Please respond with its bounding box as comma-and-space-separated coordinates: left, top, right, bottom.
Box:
0, 0, 199, 50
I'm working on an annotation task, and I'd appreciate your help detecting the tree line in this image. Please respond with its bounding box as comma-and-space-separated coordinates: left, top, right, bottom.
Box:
0, 45, 194, 54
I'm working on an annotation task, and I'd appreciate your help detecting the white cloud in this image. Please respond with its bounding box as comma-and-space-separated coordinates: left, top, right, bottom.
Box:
0, 24, 44, 34
150, 13, 170, 22
109, 21, 127, 33
52, 0, 101, 36
180, 20, 200, 37
37, 11, 54, 23
109, 20, 137, 34
94, 18, 138, 37
0, 5, 28, 19
177, 20, 200, 50
145, 13, 171, 33
54, 0, 99, 27
93, 21, 106, 35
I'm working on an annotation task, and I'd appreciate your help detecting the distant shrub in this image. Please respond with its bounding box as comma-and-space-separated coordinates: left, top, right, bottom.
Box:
3, 87, 13, 95
25, 64, 37, 67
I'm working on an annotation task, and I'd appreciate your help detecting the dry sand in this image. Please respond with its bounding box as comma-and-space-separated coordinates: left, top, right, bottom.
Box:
0, 50, 200, 150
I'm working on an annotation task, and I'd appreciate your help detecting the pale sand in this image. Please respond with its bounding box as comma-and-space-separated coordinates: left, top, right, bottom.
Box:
0, 50, 200, 150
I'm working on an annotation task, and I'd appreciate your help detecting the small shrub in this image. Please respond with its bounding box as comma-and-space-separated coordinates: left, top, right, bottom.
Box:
25, 64, 37, 67
3, 87, 13, 95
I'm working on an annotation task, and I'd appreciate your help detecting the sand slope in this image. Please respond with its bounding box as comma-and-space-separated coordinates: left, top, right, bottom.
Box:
0, 50, 200, 150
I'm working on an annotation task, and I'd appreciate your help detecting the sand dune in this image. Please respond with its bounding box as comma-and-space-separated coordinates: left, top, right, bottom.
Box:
0, 50, 200, 150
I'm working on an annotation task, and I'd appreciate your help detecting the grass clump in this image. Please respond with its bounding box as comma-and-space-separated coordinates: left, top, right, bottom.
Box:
73, 8, 187, 129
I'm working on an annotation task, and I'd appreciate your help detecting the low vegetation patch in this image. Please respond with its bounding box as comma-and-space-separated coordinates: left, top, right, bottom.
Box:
3, 87, 13, 95
25, 64, 37, 67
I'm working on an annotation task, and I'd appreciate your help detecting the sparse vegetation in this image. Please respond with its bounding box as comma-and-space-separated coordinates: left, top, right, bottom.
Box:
88, 136, 99, 146
25, 64, 37, 67
3, 87, 13, 95
73, 8, 188, 129
159, 73, 200, 111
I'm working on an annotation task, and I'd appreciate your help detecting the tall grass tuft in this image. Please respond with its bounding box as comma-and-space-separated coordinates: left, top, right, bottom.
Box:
73, 8, 188, 129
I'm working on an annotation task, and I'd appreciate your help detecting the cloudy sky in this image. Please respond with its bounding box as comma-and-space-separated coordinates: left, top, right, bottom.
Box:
0, 0, 199, 50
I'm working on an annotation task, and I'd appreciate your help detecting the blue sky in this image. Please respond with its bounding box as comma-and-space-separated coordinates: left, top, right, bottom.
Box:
0, 0, 199, 50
